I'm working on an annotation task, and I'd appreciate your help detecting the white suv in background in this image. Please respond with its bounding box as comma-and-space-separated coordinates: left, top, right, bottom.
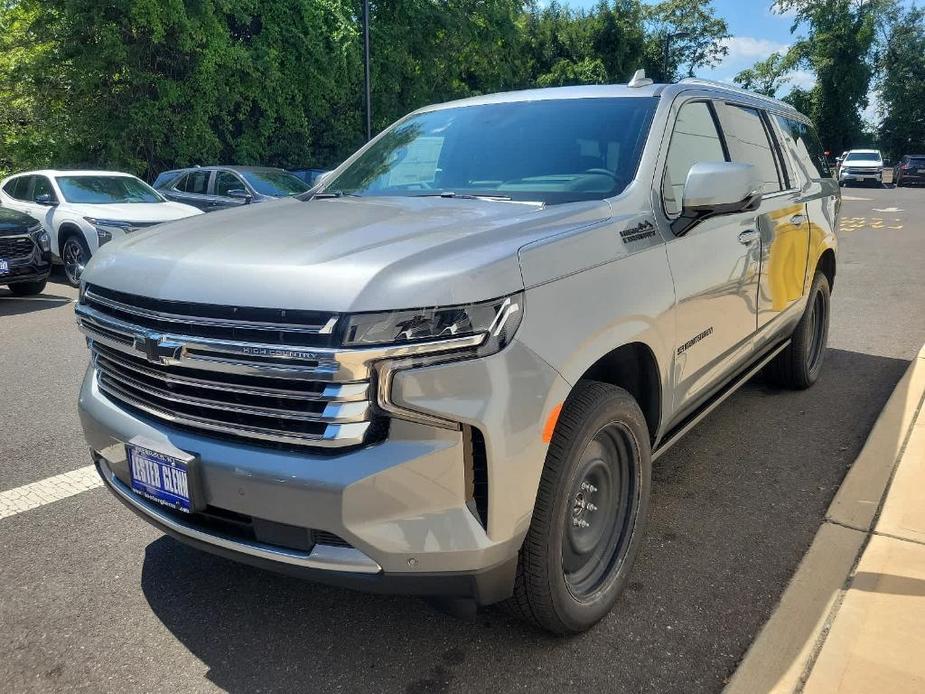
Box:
0, 170, 202, 286
838, 149, 884, 187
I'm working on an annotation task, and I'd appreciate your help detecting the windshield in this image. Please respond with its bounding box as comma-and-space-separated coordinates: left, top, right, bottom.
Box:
241, 170, 310, 197
845, 152, 881, 162
56, 176, 163, 204
321, 97, 659, 204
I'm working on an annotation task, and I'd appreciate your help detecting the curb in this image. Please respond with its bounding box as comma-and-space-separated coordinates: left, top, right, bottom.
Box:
725, 345, 925, 694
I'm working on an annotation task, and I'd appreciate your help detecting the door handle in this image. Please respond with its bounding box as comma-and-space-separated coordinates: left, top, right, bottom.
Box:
737, 229, 760, 244
790, 213, 806, 226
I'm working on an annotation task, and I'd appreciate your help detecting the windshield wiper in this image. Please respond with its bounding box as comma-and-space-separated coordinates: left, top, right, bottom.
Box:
411, 191, 513, 200
311, 190, 362, 199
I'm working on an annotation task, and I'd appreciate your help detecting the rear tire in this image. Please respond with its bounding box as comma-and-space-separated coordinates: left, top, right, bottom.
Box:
767, 271, 830, 390
7, 279, 47, 296
504, 381, 651, 634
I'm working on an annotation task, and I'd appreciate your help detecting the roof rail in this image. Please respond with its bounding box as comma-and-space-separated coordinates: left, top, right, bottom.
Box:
678, 77, 797, 112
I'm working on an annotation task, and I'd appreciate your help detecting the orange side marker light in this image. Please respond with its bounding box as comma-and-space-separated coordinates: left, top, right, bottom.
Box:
542, 403, 563, 443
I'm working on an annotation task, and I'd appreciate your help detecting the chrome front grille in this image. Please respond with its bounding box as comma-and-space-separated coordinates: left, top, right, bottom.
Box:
77, 285, 374, 448
0, 236, 35, 259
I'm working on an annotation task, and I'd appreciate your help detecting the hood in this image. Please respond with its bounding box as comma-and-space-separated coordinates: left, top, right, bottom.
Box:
83, 195, 610, 312
66, 200, 202, 222
0, 206, 38, 236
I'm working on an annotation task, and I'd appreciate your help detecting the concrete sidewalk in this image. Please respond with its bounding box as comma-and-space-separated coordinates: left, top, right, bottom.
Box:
727, 346, 925, 693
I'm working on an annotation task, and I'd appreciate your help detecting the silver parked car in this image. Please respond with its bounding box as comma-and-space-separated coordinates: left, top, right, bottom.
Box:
76, 77, 838, 634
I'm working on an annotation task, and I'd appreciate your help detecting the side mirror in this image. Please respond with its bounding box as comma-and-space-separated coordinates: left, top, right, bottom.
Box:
34, 193, 57, 206
228, 188, 252, 204
672, 162, 762, 236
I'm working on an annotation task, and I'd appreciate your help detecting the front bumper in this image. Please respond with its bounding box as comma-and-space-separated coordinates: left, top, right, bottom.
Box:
79, 338, 568, 603
840, 171, 882, 183
0, 244, 51, 285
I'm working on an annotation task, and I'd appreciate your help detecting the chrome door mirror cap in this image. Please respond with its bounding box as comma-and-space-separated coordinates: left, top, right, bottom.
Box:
672, 162, 762, 236
682, 162, 762, 213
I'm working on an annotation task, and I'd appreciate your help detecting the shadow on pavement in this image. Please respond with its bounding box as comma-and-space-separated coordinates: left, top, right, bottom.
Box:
140, 347, 909, 694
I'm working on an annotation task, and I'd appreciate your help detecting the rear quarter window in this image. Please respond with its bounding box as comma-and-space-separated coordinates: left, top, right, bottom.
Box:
774, 116, 831, 180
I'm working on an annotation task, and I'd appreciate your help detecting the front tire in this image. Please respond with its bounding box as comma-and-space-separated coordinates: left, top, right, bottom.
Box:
504, 382, 651, 634
7, 279, 47, 296
61, 234, 90, 287
767, 271, 831, 389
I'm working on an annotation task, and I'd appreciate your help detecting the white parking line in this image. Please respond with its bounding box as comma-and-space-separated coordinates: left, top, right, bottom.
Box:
0, 465, 102, 520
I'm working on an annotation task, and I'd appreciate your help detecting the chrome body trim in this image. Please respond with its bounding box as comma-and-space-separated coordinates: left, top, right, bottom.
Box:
76, 299, 484, 448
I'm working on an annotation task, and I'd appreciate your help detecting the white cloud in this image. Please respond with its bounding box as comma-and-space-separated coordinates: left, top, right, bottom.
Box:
719, 36, 791, 68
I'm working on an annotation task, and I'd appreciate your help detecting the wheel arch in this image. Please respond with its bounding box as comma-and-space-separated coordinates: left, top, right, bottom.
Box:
57, 221, 88, 257
573, 341, 662, 444
817, 247, 836, 291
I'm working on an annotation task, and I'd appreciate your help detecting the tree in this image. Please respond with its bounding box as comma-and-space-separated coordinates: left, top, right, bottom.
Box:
643, 0, 730, 82
876, 6, 925, 160
734, 52, 797, 97
773, 0, 890, 154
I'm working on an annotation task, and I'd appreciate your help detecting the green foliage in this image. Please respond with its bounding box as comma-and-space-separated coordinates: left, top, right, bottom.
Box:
0, 0, 731, 180
734, 52, 797, 97
642, 0, 730, 82
772, 0, 889, 153
876, 6, 925, 160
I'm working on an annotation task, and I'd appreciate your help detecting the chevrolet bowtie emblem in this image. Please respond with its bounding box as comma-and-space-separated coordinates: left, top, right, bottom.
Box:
133, 331, 183, 365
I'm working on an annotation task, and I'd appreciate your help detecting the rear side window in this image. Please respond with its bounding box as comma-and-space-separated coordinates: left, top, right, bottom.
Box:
176, 171, 210, 195
775, 116, 831, 179
662, 101, 727, 216
3, 176, 31, 201
720, 105, 783, 193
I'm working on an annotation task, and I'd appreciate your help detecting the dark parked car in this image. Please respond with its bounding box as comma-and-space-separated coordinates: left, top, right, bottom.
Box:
0, 207, 52, 295
153, 166, 310, 212
893, 154, 925, 187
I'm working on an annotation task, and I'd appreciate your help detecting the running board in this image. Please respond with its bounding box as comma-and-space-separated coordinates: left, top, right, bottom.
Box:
652, 339, 791, 461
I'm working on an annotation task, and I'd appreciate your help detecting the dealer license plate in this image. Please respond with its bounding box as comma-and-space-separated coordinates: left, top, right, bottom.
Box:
127, 444, 191, 513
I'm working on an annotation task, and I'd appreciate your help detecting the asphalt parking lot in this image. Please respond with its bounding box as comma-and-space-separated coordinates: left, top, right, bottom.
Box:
2, 185, 924, 693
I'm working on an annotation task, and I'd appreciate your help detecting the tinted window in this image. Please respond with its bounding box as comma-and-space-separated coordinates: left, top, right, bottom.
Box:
56, 176, 163, 204
3, 176, 31, 201
152, 171, 180, 189
240, 170, 308, 197
32, 176, 57, 201
774, 116, 831, 179
176, 171, 210, 195
844, 151, 881, 162
215, 171, 246, 197
721, 105, 782, 193
906, 157, 925, 167
662, 101, 727, 216
324, 97, 659, 205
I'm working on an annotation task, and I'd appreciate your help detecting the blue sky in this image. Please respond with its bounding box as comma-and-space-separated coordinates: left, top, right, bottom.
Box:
560, 0, 924, 121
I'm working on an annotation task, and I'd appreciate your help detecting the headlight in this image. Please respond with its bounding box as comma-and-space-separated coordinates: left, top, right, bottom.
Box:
343, 293, 523, 357
354, 294, 525, 429
28, 224, 51, 252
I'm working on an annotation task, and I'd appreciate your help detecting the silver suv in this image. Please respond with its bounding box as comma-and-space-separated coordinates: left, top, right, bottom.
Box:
76, 78, 839, 634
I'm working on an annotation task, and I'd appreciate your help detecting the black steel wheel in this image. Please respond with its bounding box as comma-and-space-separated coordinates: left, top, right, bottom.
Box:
504, 381, 650, 634
562, 424, 638, 600
766, 271, 831, 389
62, 234, 90, 287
